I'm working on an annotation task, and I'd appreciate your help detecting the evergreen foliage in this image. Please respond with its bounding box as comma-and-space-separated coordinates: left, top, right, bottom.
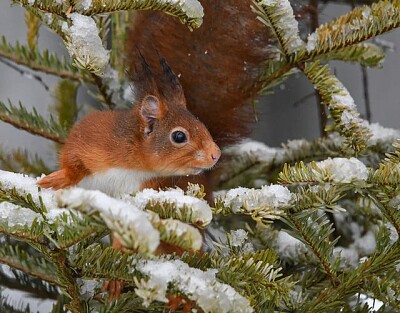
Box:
1, 0, 400, 312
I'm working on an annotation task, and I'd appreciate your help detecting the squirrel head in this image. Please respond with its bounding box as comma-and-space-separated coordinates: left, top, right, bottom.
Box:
132, 53, 221, 176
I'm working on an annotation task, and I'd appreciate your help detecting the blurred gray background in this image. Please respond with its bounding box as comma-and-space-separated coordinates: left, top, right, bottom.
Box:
0, 1, 399, 311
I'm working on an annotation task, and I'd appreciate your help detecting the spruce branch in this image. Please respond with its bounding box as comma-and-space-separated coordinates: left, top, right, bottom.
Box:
252, 0, 305, 58
300, 242, 400, 312
90, 72, 116, 109
305, 0, 400, 60
52, 79, 79, 130
130, 186, 212, 228
258, 62, 297, 93
50, 213, 109, 250
0, 36, 81, 81
70, 0, 204, 31
0, 240, 58, 284
282, 212, 341, 286
11, 0, 66, 17
302, 61, 372, 154
0, 292, 32, 313
291, 185, 346, 213
72, 244, 254, 312
150, 215, 203, 251
0, 146, 51, 177
212, 249, 293, 310
214, 185, 290, 225
0, 99, 67, 144
54, 251, 89, 313
25, 11, 40, 50
317, 42, 385, 68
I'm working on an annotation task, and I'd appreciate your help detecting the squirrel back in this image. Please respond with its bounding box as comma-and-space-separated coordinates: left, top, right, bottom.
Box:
38, 56, 220, 196
126, 0, 275, 147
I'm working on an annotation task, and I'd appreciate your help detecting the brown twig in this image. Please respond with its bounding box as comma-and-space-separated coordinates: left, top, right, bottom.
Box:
0, 51, 81, 82
0, 114, 66, 144
91, 73, 116, 110
0, 255, 58, 285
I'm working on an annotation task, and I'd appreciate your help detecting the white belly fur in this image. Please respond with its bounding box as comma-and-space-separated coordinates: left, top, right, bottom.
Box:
77, 168, 155, 197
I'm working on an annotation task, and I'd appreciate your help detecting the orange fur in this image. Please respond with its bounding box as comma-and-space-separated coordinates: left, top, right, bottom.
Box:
37, 59, 220, 193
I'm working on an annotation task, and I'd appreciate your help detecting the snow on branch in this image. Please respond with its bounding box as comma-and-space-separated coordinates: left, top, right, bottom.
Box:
0, 169, 208, 253
62, 14, 110, 76
0, 170, 63, 214
135, 258, 253, 312
74, 0, 204, 30
57, 188, 160, 254
306, 1, 400, 58
58, 187, 207, 253
303, 61, 372, 153
215, 185, 291, 224
125, 186, 212, 227
253, 0, 305, 57
280, 157, 369, 186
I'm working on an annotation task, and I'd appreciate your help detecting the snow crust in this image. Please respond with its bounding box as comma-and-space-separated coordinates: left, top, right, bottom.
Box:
0, 202, 42, 227
57, 188, 160, 253
275, 231, 308, 262
367, 123, 400, 145
62, 13, 109, 75
258, 0, 305, 53
333, 230, 376, 268
0, 170, 73, 227
316, 157, 369, 183
223, 184, 291, 216
136, 258, 253, 312
158, 217, 203, 250
128, 188, 212, 226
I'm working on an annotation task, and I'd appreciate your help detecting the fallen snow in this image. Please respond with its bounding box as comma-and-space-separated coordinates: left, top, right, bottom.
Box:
258, 0, 305, 53
222, 184, 291, 218
0, 170, 75, 226
136, 258, 253, 312
127, 188, 212, 226
157, 217, 203, 250
57, 188, 160, 254
0, 202, 42, 227
62, 13, 109, 75
367, 123, 400, 145
275, 231, 308, 262
228, 229, 248, 247
316, 157, 369, 183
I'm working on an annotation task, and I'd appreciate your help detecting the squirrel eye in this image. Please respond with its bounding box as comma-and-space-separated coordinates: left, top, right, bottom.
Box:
171, 130, 187, 144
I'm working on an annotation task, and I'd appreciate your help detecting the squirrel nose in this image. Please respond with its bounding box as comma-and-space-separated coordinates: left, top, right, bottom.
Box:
210, 145, 221, 163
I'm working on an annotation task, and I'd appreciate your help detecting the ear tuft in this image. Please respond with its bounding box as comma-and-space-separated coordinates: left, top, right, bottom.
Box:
157, 53, 186, 106
140, 95, 165, 134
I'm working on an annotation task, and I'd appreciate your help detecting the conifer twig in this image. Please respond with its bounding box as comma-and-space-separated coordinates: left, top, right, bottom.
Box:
0, 255, 57, 284
0, 100, 67, 144
0, 45, 82, 82
54, 252, 87, 313
285, 214, 340, 286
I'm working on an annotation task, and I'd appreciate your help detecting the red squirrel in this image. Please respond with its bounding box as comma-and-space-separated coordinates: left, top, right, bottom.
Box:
37, 56, 221, 195
124, 0, 276, 194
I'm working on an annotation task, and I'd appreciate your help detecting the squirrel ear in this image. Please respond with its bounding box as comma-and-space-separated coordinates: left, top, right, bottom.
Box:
140, 95, 166, 134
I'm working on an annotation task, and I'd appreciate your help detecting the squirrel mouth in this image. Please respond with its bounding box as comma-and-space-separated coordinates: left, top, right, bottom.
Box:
189, 166, 209, 175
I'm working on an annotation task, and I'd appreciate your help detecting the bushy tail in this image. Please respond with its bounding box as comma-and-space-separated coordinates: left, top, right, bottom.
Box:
37, 169, 73, 190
